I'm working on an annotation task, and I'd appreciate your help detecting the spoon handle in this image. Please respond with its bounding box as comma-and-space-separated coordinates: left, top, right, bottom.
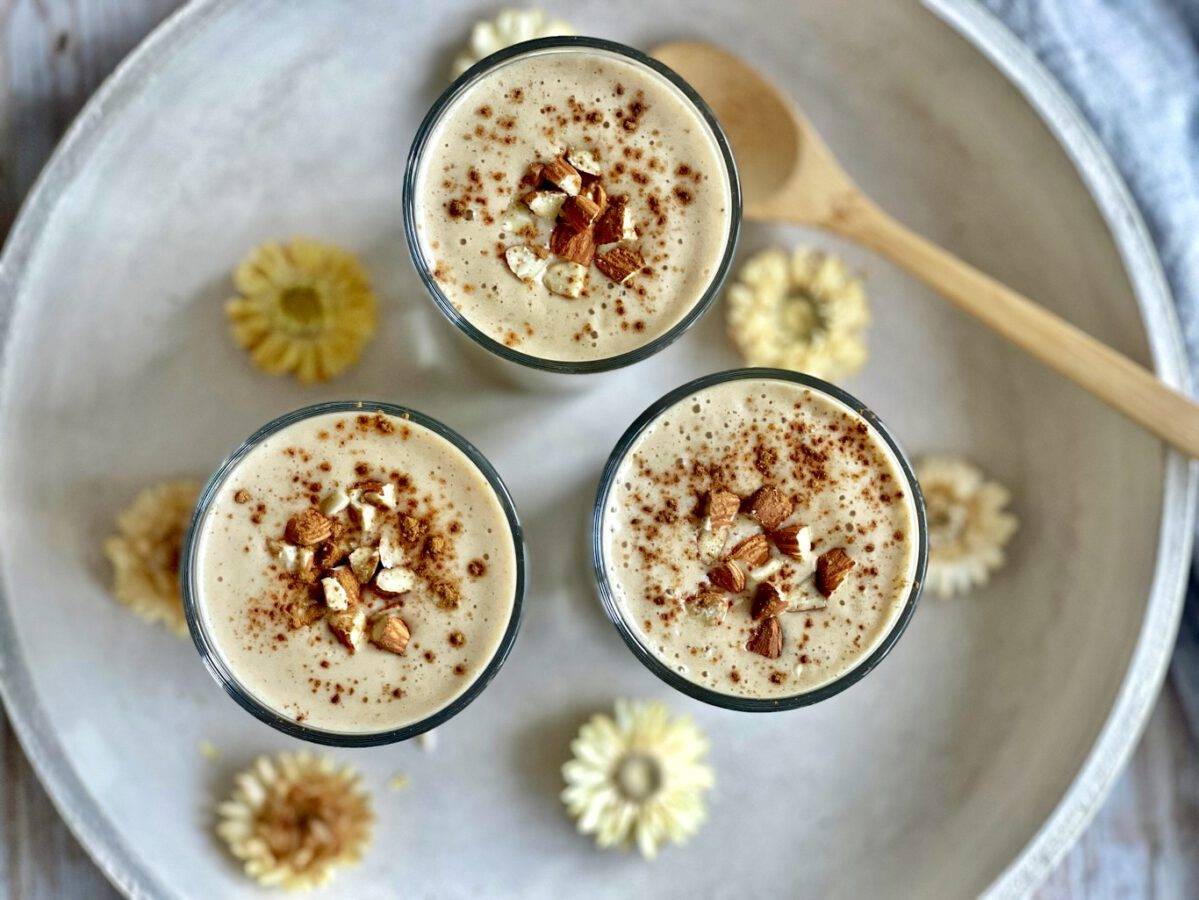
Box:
834, 198, 1199, 457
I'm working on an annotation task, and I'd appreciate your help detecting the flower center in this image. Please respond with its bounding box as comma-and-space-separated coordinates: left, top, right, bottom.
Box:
926, 491, 968, 546
614, 752, 662, 802
279, 285, 324, 330
782, 287, 826, 340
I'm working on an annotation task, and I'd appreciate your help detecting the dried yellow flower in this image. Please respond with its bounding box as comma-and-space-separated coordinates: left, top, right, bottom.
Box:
103, 480, 199, 636
225, 238, 378, 383
216, 753, 374, 891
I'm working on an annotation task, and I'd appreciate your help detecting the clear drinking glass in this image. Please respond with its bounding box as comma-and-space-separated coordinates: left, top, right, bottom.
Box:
181, 401, 526, 746
592, 369, 928, 711
403, 36, 742, 385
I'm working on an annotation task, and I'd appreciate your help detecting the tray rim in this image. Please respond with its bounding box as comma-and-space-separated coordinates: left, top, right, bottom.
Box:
0, 1, 1192, 897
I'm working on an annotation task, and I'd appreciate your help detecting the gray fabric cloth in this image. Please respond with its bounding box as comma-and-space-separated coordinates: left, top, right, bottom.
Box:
983, 0, 1199, 738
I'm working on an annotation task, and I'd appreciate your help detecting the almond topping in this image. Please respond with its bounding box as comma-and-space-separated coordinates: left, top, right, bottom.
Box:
728, 533, 770, 568
705, 489, 741, 529
565, 146, 601, 175
326, 607, 366, 652
369, 613, 411, 655
767, 525, 811, 559
815, 547, 855, 597
696, 526, 728, 564
519, 162, 545, 189
688, 587, 729, 626
593, 195, 635, 244
543, 261, 588, 298
751, 582, 788, 620
542, 156, 582, 196
363, 483, 398, 510
348, 546, 380, 585
708, 560, 746, 593
324, 566, 360, 609
504, 244, 550, 282
746, 616, 783, 659
558, 194, 603, 230
378, 530, 405, 569
522, 190, 567, 219
284, 509, 333, 546
286, 596, 324, 629
319, 488, 350, 516
594, 246, 645, 285
747, 485, 793, 530
374, 565, 416, 597
549, 221, 596, 266
582, 180, 607, 212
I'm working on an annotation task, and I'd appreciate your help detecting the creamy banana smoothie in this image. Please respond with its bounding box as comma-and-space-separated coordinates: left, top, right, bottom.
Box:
597, 373, 924, 703
185, 405, 521, 737
407, 38, 737, 366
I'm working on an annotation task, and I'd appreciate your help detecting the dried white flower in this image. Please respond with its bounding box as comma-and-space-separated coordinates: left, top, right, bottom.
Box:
452, 9, 576, 79
917, 455, 1018, 598
727, 246, 870, 378
562, 700, 713, 859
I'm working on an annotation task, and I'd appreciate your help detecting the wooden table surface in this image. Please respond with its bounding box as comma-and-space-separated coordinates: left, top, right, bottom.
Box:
0, 1, 1196, 897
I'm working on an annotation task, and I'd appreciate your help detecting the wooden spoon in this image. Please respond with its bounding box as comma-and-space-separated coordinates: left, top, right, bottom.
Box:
654, 41, 1199, 457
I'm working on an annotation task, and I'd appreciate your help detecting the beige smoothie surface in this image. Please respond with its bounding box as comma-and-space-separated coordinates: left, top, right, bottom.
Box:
601, 378, 920, 700
194, 409, 517, 734
412, 45, 733, 362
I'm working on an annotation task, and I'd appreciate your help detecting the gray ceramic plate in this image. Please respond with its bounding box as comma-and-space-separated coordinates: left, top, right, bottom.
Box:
0, 1, 1192, 897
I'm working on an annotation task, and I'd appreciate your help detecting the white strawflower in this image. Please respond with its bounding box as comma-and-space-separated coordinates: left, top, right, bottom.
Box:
452, 9, 576, 79
917, 455, 1018, 598
726, 246, 870, 378
562, 700, 714, 859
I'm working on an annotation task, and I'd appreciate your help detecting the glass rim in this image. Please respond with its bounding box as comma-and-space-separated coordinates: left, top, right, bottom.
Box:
402, 35, 743, 375
591, 368, 929, 712
180, 400, 527, 747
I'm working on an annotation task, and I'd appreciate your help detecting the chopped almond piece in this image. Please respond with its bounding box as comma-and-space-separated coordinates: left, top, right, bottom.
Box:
505, 244, 549, 282
370, 614, 411, 655
815, 547, 855, 597
747, 485, 792, 530
582, 181, 607, 212
593, 195, 635, 244
746, 616, 783, 659
374, 566, 416, 597
550, 221, 595, 266
326, 607, 366, 652
688, 587, 729, 626
519, 163, 545, 189
728, 533, 770, 568
559, 194, 602, 230
751, 582, 788, 620
708, 560, 746, 592
705, 489, 741, 529
348, 547, 379, 585
697, 525, 728, 563
331, 566, 360, 605
543, 261, 588, 298
767, 525, 811, 559
595, 246, 645, 284
286, 596, 324, 630
284, 508, 333, 546
565, 146, 601, 175
522, 190, 566, 219
542, 156, 582, 196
